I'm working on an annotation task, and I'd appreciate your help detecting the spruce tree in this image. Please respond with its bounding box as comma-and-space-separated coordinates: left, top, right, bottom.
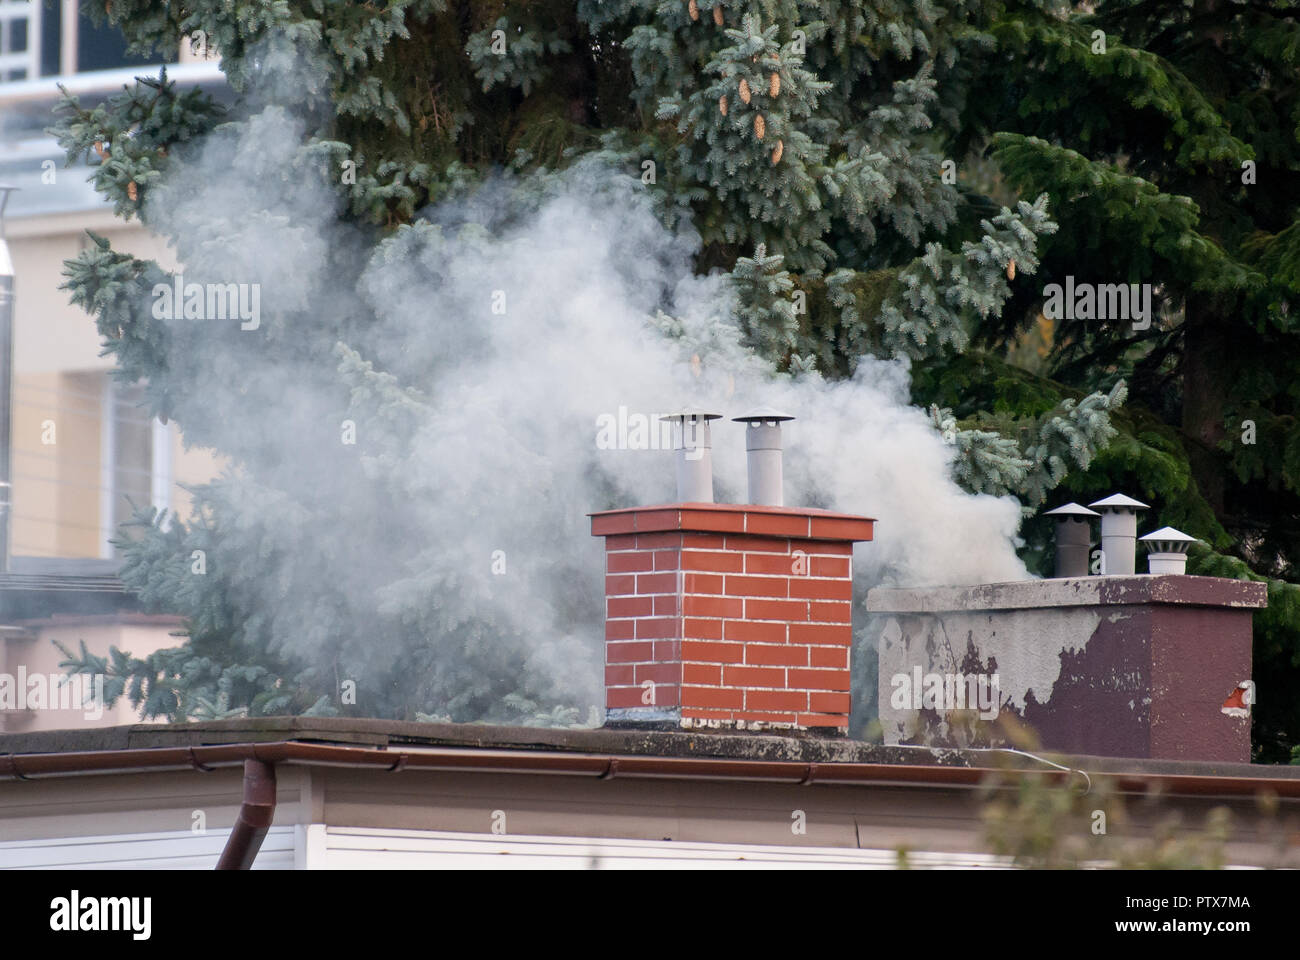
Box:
48, 0, 1176, 735
946, 0, 1300, 760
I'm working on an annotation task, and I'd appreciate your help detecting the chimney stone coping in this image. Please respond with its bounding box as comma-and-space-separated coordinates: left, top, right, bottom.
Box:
866, 574, 1267, 613
591, 502, 875, 541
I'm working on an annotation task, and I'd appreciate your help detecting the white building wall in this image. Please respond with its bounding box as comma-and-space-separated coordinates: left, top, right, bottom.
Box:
0, 826, 296, 869
313, 825, 1009, 869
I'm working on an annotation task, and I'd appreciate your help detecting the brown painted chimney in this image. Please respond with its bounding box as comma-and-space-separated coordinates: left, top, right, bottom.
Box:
590, 503, 874, 734
867, 575, 1267, 761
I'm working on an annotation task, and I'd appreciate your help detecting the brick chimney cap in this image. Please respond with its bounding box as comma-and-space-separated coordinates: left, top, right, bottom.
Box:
590, 502, 874, 540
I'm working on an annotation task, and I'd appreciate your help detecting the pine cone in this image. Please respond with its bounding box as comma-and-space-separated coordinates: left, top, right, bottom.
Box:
1007, 259, 1016, 280
713, 4, 723, 26
127, 181, 138, 202
770, 72, 780, 97
754, 114, 765, 140
719, 95, 728, 116
93, 141, 107, 160
688, 0, 698, 21
738, 78, 751, 104
771, 140, 783, 164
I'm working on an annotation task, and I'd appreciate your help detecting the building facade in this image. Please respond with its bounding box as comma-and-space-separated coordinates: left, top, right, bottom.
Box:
0, 4, 223, 731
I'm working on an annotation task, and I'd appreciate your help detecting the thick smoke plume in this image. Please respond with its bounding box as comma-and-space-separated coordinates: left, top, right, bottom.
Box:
131, 57, 1027, 722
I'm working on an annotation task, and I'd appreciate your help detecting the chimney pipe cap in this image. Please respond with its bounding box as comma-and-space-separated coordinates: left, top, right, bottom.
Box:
660, 409, 723, 422
732, 406, 794, 424
1140, 526, 1198, 554
1043, 502, 1100, 518
1088, 493, 1149, 512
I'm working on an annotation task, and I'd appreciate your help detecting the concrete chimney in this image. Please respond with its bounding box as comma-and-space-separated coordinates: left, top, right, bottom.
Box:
867, 574, 1265, 762
1088, 493, 1148, 575
1140, 526, 1197, 575
591, 503, 874, 733
731, 407, 794, 506
662, 410, 721, 503
1042, 502, 1099, 577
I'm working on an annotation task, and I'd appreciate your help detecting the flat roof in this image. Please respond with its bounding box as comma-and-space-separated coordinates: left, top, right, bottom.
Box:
3, 718, 1299, 795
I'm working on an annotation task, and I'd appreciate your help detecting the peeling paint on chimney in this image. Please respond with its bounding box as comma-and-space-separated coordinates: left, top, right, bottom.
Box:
867, 575, 1266, 761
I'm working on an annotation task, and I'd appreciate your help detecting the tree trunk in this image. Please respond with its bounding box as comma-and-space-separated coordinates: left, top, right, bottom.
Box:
1181, 300, 1227, 514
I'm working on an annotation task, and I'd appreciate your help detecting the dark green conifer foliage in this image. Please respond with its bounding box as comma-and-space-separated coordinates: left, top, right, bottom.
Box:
48, 0, 1299, 759
957, 0, 1300, 760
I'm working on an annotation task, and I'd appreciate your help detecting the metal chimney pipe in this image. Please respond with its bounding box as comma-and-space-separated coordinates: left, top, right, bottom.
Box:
1042, 502, 1099, 577
732, 407, 794, 506
0, 185, 17, 574
663, 410, 721, 503
1140, 526, 1196, 575
1088, 493, 1149, 575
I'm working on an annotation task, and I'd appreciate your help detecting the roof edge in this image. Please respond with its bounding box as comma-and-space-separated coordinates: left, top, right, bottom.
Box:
2, 719, 1298, 794
2, 740, 1299, 798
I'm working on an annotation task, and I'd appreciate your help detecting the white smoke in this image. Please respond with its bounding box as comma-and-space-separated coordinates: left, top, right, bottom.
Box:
135, 60, 1028, 719
367, 165, 1028, 586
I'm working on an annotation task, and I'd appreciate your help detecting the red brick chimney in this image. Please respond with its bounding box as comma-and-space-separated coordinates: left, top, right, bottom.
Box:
590, 504, 874, 734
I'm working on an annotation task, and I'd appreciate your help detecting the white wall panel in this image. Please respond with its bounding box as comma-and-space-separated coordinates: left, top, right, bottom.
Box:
0, 826, 296, 869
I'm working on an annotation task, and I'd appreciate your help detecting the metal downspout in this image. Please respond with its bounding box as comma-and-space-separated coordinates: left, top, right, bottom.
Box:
215, 758, 277, 870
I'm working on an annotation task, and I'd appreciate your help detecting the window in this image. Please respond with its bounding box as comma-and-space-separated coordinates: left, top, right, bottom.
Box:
0, 0, 40, 83
0, 0, 159, 86
99, 379, 167, 558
